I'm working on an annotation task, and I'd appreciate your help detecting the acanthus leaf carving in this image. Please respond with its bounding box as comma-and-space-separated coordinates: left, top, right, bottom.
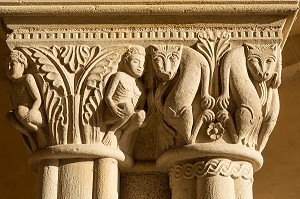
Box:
7, 45, 148, 151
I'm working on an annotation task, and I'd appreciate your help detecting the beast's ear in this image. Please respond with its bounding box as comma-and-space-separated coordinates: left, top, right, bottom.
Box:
150, 45, 158, 54
270, 44, 277, 51
175, 45, 183, 53
244, 43, 256, 51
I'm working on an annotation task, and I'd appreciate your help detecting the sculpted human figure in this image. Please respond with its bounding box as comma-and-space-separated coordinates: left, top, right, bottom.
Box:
101, 46, 146, 147
151, 45, 214, 144
5, 50, 48, 150
217, 44, 281, 150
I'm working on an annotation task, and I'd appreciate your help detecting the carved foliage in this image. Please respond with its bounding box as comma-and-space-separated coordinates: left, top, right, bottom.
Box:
10, 45, 139, 146
7, 38, 281, 155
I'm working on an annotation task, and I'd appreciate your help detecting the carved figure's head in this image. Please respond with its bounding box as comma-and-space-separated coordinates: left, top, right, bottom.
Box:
245, 44, 278, 82
123, 46, 146, 78
7, 50, 28, 81
151, 45, 182, 81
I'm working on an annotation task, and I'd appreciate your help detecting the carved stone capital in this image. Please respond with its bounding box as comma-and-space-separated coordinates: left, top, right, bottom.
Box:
1, 1, 298, 199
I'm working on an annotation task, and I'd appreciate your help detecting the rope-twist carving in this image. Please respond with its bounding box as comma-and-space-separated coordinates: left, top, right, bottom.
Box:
170, 159, 253, 182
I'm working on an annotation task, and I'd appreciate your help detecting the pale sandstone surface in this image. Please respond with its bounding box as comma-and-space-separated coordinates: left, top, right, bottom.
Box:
0, 1, 299, 199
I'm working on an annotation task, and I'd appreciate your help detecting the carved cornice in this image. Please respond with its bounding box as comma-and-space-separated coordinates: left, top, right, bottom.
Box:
0, 1, 298, 16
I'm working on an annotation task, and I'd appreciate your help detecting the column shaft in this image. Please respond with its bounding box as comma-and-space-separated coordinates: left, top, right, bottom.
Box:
58, 159, 94, 199
93, 158, 119, 199
37, 159, 59, 199
235, 178, 253, 199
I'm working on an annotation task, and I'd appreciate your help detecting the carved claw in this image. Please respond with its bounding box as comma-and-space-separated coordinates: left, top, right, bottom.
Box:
216, 109, 230, 125
201, 109, 215, 123
201, 95, 215, 110
217, 95, 230, 110
189, 109, 215, 144
216, 109, 239, 143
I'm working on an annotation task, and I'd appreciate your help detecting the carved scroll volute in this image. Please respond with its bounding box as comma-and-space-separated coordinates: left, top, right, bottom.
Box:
6, 45, 147, 154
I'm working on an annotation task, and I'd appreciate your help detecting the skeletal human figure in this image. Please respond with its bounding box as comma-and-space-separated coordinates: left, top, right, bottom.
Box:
6, 50, 48, 150
101, 46, 146, 147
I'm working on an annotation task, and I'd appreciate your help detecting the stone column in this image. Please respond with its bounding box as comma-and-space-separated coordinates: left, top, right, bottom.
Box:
0, 1, 298, 199
157, 144, 261, 199
29, 145, 133, 199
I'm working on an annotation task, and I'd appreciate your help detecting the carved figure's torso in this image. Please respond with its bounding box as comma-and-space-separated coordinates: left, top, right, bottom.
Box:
9, 76, 34, 118
112, 72, 143, 111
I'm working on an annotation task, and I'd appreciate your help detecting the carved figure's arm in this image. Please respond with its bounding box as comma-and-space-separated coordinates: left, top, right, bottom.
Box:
200, 63, 215, 110
105, 73, 123, 117
136, 82, 146, 111
21, 74, 42, 123
220, 58, 231, 97
217, 53, 231, 110
25, 74, 42, 113
200, 62, 211, 98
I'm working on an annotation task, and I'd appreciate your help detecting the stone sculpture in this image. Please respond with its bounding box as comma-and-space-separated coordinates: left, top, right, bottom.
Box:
6, 50, 48, 151
2, 1, 297, 198
217, 44, 281, 150
150, 45, 214, 144
101, 46, 146, 147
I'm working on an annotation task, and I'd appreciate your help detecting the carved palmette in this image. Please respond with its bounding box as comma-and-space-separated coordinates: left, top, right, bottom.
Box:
14, 45, 129, 146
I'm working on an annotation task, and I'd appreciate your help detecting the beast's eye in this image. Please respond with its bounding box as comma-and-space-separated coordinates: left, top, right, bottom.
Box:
169, 54, 178, 62
154, 57, 162, 63
266, 58, 275, 63
248, 57, 259, 63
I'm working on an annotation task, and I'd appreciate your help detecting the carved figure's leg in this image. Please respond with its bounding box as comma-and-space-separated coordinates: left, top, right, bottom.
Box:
5, 111, 37, 151
166, 106, 193, 143
217, 110, 238, 143
102, 114, 133, 146
190, 109, 215, 144
257, 89, 280, 152
119, 110, 146, 153
235, 104, 261, 146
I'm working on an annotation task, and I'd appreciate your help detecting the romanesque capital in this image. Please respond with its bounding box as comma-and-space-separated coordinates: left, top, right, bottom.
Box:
1, 1, 298, 199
